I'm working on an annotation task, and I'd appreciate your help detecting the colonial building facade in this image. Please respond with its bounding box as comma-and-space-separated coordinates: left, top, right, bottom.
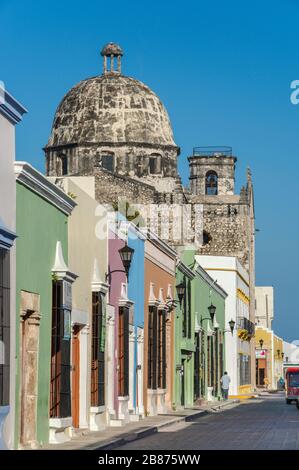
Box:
0, 87, 26, 449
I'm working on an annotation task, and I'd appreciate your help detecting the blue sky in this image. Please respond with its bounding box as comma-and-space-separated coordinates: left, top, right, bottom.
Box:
1, 0, 298, 341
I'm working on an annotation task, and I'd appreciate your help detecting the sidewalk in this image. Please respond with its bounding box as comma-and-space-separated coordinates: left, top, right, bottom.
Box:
43, 399, 240, 450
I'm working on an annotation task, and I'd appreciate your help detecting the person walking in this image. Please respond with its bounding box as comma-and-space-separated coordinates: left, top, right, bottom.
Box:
220, 372, 231, 400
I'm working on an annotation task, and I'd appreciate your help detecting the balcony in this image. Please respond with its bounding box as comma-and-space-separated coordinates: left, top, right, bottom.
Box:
237, 317, 255, 338
192, 146, 233, 157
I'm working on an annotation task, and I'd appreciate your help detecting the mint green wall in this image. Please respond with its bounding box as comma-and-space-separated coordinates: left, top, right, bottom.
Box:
15, 183, 68, 447
181, 250, 226, 401
173, 261, 195, 410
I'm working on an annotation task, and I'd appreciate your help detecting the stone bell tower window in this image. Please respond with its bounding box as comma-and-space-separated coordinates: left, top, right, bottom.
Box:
149, 155, 161, 175
101, 153, 114, 172
57, 154, 68, 176
205, 171, 218, 195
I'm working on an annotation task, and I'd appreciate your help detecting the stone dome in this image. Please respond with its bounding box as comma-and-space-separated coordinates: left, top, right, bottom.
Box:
47, 73, 177, 149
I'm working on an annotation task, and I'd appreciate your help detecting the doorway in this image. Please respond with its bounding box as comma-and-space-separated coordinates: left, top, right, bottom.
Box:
256, 358, 266, 387
72, 325, 81, 429
194, 333, 201, 401
181, 359, 186, 407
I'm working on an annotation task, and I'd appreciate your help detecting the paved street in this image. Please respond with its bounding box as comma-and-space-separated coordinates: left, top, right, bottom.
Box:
114, 394, 299, 450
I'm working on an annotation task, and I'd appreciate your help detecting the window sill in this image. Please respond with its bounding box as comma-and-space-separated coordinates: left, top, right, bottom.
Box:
49, 417, 72, 429
118, 396, 129, 402
90, 406, 105, 413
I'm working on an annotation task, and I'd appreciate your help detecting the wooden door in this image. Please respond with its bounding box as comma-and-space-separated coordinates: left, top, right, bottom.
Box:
72, 325, 80, 428
181, 359, 185, 406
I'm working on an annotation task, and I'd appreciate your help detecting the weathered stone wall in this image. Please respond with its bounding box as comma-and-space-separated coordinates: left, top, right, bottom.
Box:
93, 167, 158, 205
46, 142, 178, 194
197, 202, 250, 269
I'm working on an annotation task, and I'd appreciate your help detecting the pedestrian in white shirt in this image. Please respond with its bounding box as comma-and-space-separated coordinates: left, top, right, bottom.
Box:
220, 372, 231, 400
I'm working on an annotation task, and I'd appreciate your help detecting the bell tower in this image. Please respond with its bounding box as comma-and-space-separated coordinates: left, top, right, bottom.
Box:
188, 146, 237, 196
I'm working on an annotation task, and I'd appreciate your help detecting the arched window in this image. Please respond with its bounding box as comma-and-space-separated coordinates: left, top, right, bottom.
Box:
205, 171, 218, 195
203, 230, 212, 245
149, 154, 161, 175
57, 153, 68, 176
101, 153, 114, 172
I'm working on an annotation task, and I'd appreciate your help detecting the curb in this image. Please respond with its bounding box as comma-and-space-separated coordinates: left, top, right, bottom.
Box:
89, 401, 240, 451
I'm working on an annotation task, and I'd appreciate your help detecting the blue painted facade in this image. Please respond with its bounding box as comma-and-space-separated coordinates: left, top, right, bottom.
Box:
127, 224, 145, 410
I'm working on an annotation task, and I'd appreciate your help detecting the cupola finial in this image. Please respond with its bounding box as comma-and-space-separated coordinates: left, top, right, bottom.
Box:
101, 42, 123, 75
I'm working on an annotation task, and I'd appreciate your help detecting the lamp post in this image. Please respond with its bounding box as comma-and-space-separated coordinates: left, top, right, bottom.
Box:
176, 281, 186, 307
259, 339, 264, 349
228, 319, 235, 335
118, 244, 134, 280
208, 304, 217, 323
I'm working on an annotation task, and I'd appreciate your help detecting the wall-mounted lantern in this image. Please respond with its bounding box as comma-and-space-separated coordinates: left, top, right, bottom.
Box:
176, 281, 186, 307
118, 244, 134, 279
228, 319, 235, 335
208, 304, 217, 323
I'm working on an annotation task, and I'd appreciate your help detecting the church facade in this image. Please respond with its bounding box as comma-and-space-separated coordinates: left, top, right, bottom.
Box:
45, 42, 256, 390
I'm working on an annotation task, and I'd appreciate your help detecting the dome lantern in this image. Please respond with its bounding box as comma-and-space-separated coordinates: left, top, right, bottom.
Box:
101, 42, 123, 74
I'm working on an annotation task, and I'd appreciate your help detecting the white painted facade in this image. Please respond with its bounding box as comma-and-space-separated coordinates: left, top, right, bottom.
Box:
255, 286, 274, 330
283, 340, 299, 368
0, 86, 26, 449
197, 255, 251, 396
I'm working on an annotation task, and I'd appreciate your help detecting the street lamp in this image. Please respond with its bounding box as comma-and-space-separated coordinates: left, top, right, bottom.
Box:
277, 349, 281, 358
208, 304, 217, 323
118, 244, 134, 279
281, 352, 285, 360
228, 319, 235, 335
259, 339, 264, 349
176, 281, 186, 307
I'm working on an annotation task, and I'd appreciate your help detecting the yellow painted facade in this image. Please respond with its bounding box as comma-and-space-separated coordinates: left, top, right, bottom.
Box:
273, 335, 284, 387
255, 327, 283, 389
255, 328, 273, 388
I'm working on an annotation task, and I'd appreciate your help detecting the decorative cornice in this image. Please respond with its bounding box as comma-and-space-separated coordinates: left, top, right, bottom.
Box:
0, 87, 27, 125
237, 288, 250, 305
158, 288, 167, 311
166, 284, 176, 311
91, 258, 109, 294
206, 320, 215, 337
203, 267, 250, 288
176, 260, 195, 279
146, 229, 177, 261
119, 282, 134, 307
52, 241, 78, 283
0, 218, 17, 249
148, 282, 160, 307
14, 162, 76, 216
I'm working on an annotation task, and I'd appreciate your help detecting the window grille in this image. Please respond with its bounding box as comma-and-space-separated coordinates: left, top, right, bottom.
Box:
118, 306, 129, 396
157, 310, 166, 389
50, 281, 71, 418
0, 248, 10, 406
91, 292, 105, 406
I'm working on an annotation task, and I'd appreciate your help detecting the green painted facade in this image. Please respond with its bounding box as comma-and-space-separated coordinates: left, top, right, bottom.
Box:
173, 250, 227, 408
173, 260, 195, 410
15, 182, 69, 447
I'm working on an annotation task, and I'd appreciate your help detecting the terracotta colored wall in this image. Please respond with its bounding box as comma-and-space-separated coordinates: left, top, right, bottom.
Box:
144, 255, 175, 413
